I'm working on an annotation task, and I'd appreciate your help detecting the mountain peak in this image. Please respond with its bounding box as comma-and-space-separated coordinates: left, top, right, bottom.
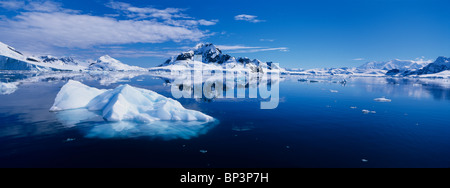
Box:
415, 56, 450, 75
89, 55, 145, 71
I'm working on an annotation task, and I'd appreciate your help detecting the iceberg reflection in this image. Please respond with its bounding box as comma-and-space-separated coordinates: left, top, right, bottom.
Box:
55, 109, 218, 140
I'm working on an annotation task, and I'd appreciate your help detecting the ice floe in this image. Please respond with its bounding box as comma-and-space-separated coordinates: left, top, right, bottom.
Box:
374, 97, 392, 102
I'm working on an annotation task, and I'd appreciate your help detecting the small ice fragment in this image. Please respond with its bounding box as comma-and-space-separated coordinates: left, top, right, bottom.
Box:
374, 97, 392, 102
362, 110, 376, 114
350, 107, 358, 109
200, 150, 208, 154
330, 90, 339, 93
362, 159, 369, 163
65, 138, 76, 142
0, 82, 19, 95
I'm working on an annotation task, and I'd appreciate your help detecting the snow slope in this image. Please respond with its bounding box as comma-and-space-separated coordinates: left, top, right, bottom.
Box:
89, 55, 147, 71
0, 42, 86, 71
51, 80, 214, 123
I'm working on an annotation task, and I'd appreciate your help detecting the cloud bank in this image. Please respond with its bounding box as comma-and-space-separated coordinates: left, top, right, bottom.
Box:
0, 1, 216, 53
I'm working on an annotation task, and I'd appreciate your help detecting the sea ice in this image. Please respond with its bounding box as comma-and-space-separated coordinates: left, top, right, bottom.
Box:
374, 97, 392, 102
0, 82, 18, 95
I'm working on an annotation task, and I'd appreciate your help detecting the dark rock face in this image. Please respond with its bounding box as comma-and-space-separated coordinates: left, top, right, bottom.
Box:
41, 56, 79, 65
386, 69, 401, 76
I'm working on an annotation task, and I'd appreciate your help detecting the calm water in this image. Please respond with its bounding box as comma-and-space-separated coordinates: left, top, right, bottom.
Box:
1, 72, 450, 168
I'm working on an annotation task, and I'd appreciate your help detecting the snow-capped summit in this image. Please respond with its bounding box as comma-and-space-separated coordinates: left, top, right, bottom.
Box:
159, 43, 282, 72
162, 43, 232, 66
89, 55, 146, 71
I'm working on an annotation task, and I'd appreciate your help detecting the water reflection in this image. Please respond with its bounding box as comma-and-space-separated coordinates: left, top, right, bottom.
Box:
55, 109, 218, 140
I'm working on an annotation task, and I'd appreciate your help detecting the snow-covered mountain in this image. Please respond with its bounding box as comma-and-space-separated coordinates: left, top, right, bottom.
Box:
0, 42, 86, 71
385, 57, 450, 77
89, 55, 147, 71
0, 41, 148, 72
158, 43, 282, 72
358, 59, 431, 71
416, 56, 450, 75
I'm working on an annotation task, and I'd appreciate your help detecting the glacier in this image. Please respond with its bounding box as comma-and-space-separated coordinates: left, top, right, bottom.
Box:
51, 80, 214, 123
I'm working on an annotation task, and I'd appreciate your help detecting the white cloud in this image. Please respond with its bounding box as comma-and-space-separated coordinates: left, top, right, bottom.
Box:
107, 2, 189, 20
0, 0, 24, 10
353, 58, 365, 61
260, 39, 275, 42
234, 14, 265, 23
216, 45, 288, 53
0, 1, 216, 52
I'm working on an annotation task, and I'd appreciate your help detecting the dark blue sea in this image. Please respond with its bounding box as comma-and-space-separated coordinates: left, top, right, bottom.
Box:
1, 72, 450, 168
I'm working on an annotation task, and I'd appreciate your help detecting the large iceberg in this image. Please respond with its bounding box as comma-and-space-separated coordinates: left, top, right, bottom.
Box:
50, 80, 107, 111
51, 80, 214, 123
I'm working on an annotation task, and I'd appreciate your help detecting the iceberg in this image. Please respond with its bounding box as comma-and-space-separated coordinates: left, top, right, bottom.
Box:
374, 97, 392, 102
50, 80, 107, 111
362, 110, 376, 114
51, 80, 214, 123
330, 90, 339, 93
0, 82, 18, 95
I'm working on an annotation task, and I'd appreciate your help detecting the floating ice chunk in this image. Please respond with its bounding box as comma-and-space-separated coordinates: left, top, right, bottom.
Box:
0, 82, 18, 95
350, 106, 358, 109
330, 90, 339, 93
362, 110, 376, 114
374, 97, 392, 102
362, 159, 369, 163
51, 80, 214, 123
200, 150, 208, 154
50, 80, 107, 111
65, 138, 76, 142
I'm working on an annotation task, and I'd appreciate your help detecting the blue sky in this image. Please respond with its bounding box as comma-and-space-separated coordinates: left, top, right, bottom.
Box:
1, 0, 450, 68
